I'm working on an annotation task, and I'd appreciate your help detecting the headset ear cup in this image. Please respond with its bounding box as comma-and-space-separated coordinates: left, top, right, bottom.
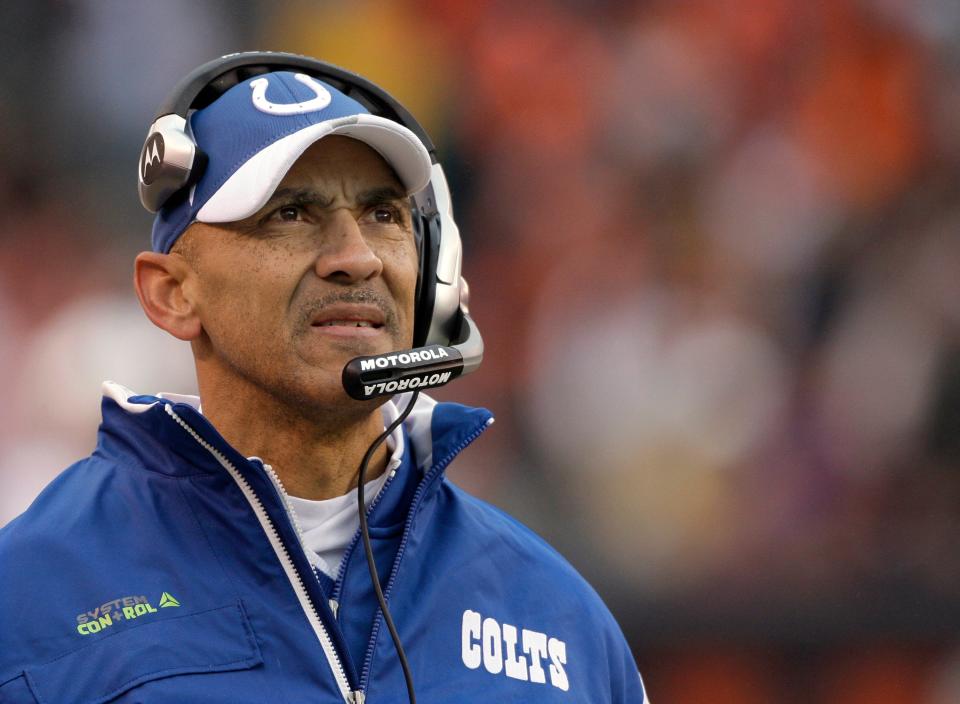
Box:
413, 212, 441, 347
137, 114, 201, 213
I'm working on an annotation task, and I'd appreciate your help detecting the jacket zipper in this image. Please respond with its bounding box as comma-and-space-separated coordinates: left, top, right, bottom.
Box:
266, 460, 399, 619
331, 464, 399, 605
261, 461, 309, 549
358, 417, 494, 694
164, 404, 362, 704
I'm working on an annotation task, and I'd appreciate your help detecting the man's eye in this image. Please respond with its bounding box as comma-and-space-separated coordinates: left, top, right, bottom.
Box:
370, 206, 400, 224
275, 205, 303, 221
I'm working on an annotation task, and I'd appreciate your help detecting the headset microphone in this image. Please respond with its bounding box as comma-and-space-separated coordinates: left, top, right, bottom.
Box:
342, 308, 483, 400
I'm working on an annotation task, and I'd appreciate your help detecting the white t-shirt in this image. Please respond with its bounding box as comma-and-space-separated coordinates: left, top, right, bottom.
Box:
284, 405, 406, 579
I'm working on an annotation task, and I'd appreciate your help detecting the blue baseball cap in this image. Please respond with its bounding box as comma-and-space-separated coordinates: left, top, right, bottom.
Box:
151, 71, 433, 253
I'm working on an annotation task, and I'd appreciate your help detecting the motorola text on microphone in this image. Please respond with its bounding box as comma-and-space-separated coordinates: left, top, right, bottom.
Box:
343, 344, 464, 399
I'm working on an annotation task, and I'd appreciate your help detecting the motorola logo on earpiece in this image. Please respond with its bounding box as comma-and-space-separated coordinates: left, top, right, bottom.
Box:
140, 133, 165, 184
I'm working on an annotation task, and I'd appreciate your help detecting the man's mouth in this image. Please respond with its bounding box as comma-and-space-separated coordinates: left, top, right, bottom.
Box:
302, 297, 395, 338
309, 302, 389, 333
313, 320, 382, 329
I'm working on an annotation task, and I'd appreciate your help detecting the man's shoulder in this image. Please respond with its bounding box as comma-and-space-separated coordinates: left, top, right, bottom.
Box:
443, 482, 568, 556
435, 479, 615, 614
0, 442, 170, 573
0, 454, 114, 558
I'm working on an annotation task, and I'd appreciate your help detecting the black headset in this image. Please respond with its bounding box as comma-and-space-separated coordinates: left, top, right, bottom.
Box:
138, 51, 483, 398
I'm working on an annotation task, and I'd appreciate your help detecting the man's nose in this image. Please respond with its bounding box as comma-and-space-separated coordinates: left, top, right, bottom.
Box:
314, 211, 384, 283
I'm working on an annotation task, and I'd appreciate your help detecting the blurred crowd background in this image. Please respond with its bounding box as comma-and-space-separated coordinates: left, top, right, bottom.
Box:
2, 0, 959, 701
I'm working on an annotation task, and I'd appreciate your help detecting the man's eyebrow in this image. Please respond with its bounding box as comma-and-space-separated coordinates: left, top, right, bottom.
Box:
261, 187, 335, 211
356, 186, 408, 208
260, 186, 407, 213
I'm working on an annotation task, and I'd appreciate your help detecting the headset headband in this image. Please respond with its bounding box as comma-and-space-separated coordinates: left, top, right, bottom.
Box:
154, 51, 437, 157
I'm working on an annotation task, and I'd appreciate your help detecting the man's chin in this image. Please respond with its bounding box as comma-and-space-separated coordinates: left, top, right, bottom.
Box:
297, 334, 408, 373
269, 364, 383, 420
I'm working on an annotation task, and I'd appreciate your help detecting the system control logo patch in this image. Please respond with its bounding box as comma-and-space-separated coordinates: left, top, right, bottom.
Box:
75, 591, 183, 635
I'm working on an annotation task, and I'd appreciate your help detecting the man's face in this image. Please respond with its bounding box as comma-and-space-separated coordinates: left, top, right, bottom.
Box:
182, 135, 419, 411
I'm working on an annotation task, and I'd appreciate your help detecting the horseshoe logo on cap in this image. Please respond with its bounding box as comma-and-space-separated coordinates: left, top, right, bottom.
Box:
250, 73, 332, 116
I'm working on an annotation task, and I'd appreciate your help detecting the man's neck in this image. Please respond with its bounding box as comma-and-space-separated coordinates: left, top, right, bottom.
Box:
197, 379, 390, 501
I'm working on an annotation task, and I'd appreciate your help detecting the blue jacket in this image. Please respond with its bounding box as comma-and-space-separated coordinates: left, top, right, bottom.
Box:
0, 383, 647, 703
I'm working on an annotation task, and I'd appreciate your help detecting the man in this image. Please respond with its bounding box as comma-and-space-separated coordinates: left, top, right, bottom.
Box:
0, 53, 647, 703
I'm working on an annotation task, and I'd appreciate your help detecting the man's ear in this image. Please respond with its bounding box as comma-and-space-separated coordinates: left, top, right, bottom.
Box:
134, 251, 202, 341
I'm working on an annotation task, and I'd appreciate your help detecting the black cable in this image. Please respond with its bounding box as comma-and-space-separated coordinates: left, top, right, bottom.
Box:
357, 390, 420, 704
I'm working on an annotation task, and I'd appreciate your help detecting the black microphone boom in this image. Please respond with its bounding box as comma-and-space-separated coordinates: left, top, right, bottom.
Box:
342, 345, 465, 400
343, 309, 483, 401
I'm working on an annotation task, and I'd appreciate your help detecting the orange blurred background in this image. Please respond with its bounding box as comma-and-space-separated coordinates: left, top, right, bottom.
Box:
2, 1, 959, 701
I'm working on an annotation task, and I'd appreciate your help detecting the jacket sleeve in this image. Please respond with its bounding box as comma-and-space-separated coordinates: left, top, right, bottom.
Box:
605, 614, 650, 703
615, 646, 651, 703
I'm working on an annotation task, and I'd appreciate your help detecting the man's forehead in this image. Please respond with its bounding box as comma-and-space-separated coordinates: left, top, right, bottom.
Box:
282, 135, 404, 186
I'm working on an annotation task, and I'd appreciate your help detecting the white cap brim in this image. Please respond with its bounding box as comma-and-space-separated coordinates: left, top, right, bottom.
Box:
196, 114, 432, 223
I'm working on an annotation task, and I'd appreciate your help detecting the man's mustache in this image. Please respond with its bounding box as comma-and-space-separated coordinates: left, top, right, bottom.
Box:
295, 289, 400, 335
